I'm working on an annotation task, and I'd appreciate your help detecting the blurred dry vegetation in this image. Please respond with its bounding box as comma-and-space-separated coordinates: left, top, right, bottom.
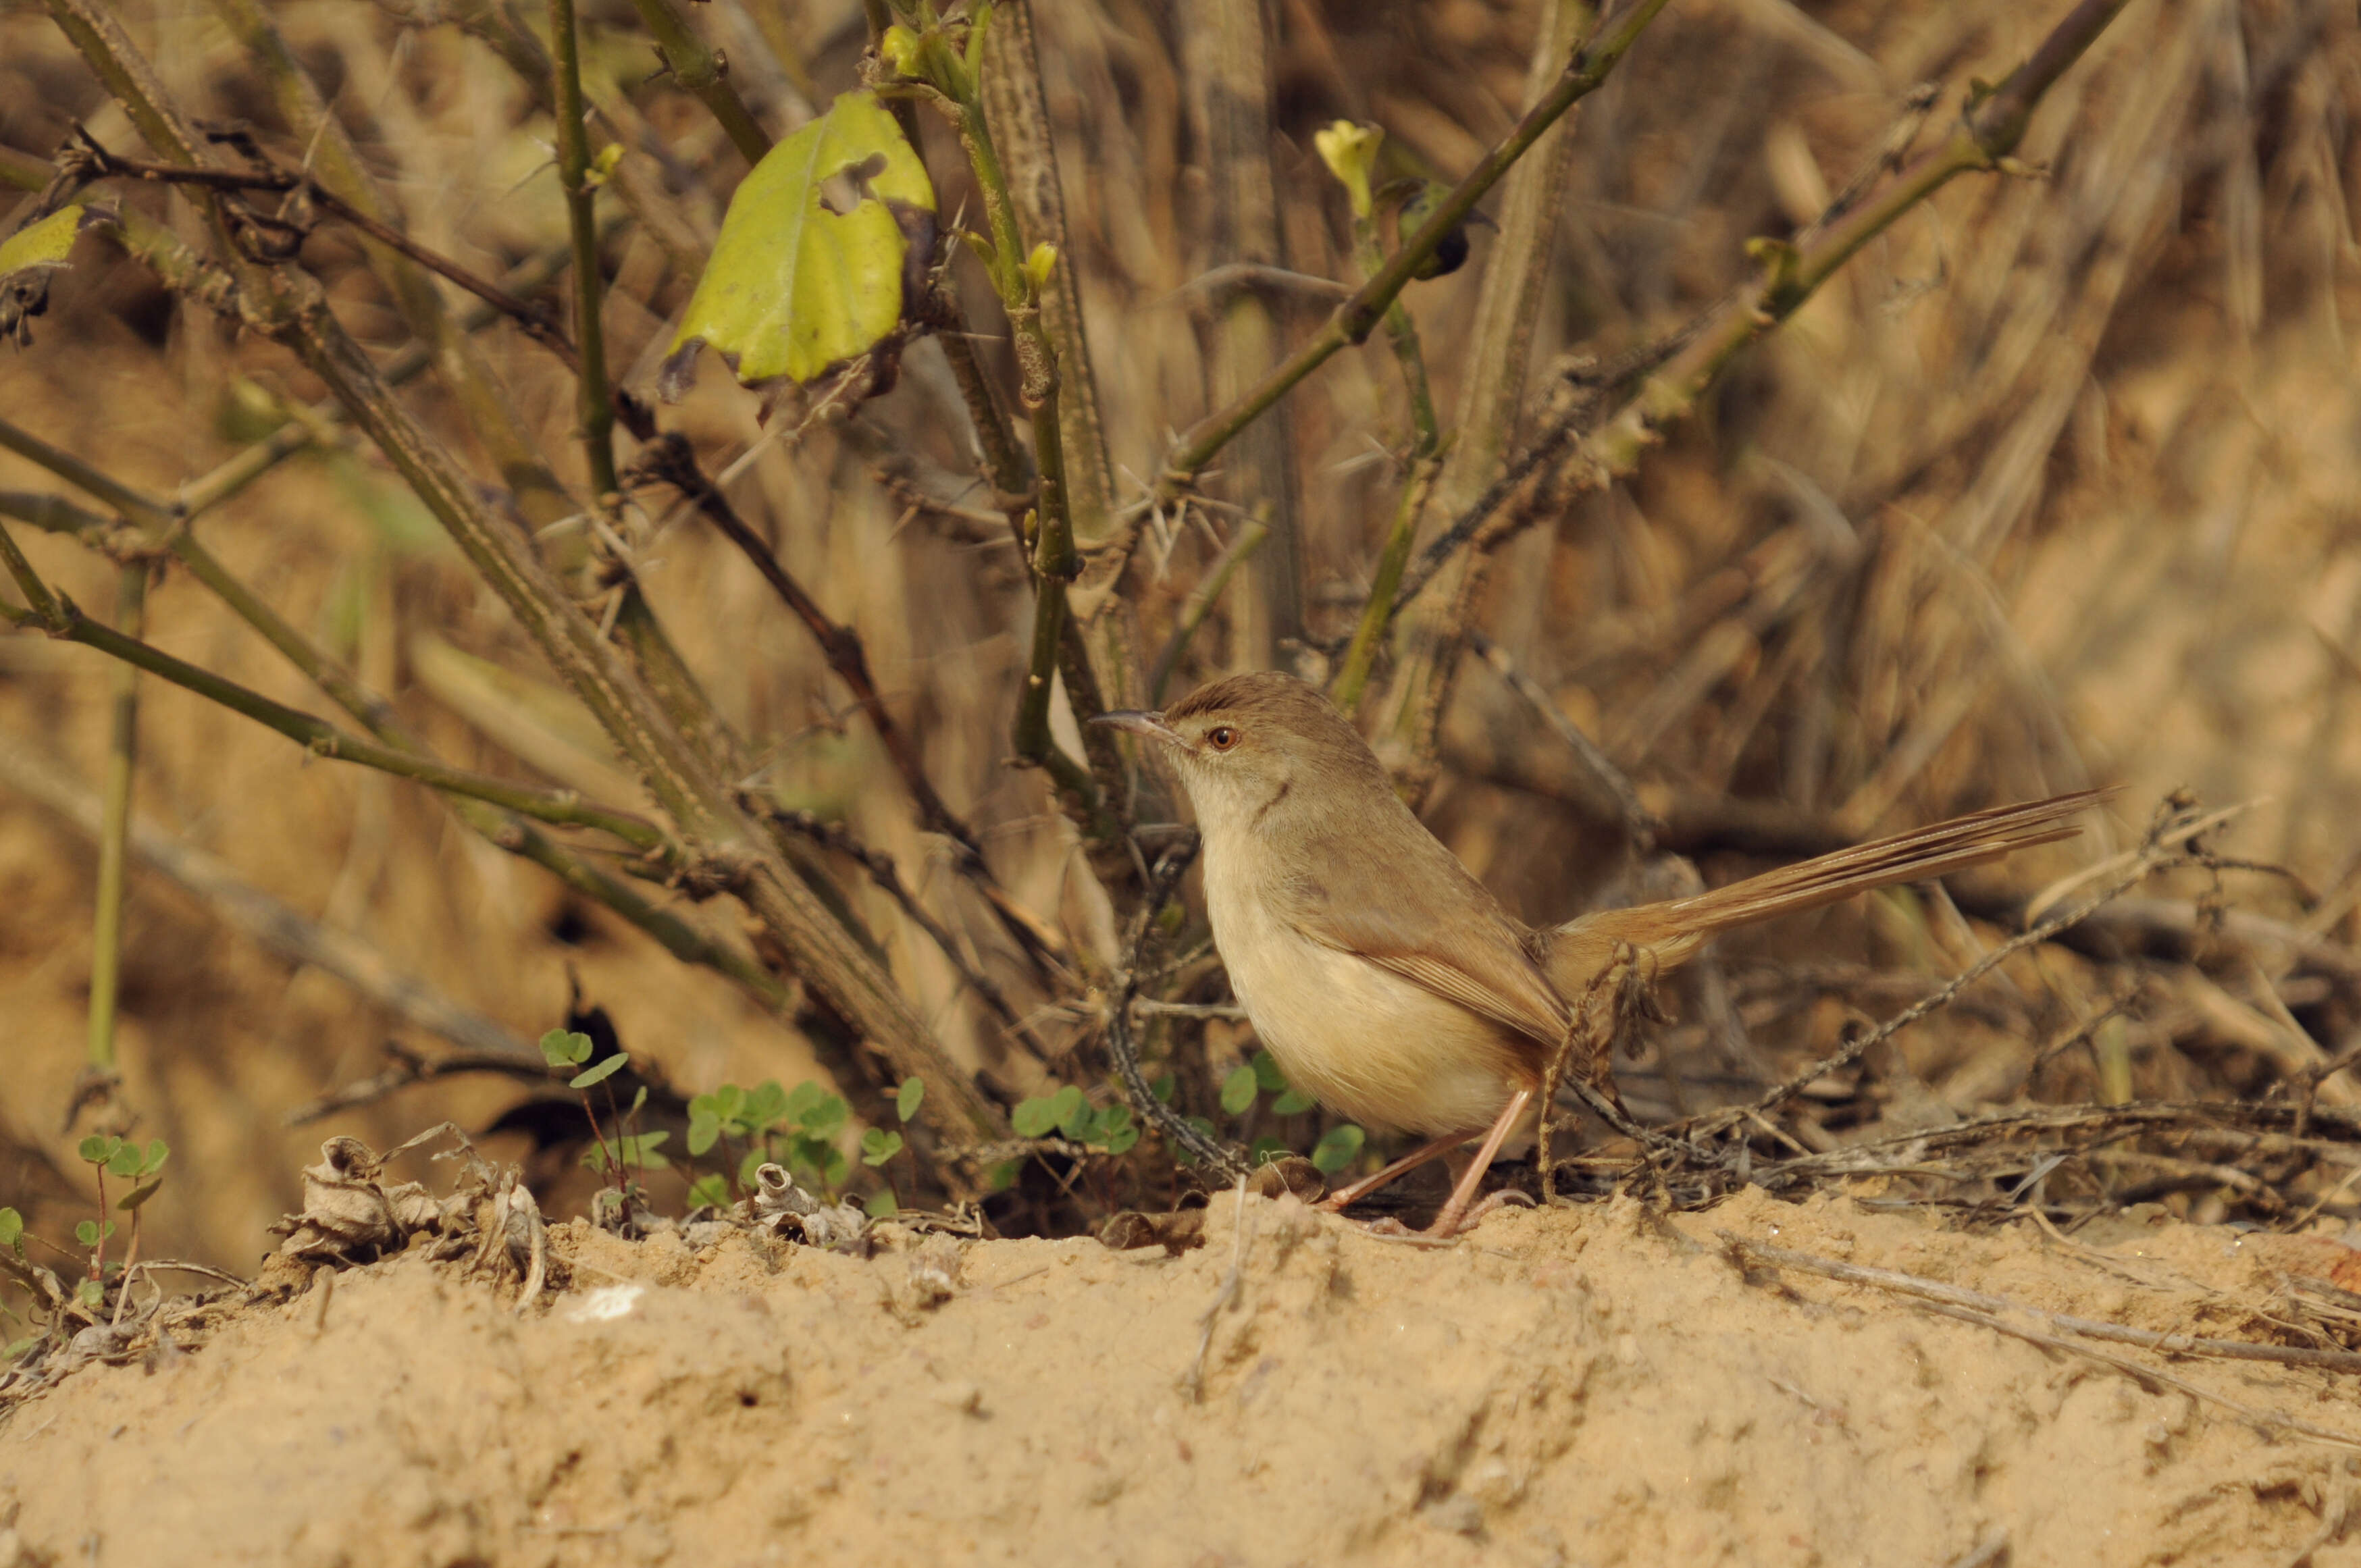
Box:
3, 0, 2361, 1274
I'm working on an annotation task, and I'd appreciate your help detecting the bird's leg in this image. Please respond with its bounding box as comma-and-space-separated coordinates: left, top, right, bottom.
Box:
1424, 1087, 1536, 1237
1318, 1131, 1465, 1212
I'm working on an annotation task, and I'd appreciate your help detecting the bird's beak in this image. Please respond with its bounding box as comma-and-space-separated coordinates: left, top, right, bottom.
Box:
1089, 709, 1184, 748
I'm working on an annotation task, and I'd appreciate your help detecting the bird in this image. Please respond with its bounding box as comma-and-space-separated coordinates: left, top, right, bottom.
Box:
1093, 671, 2102, 1236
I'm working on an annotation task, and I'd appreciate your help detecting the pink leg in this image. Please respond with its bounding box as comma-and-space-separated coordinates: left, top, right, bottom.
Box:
1318, 1130, 1465, 1212
1424, 1087, 1536, 1237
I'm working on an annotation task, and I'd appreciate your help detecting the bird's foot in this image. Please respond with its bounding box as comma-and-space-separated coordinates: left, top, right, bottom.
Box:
1349, 1215, 1458, 1247
1423, 1186, 1534, 1238
1334, 1188, 1534, 1245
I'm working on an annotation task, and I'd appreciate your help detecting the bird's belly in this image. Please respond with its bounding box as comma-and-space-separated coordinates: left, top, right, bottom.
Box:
1211, 891, 1526, 1137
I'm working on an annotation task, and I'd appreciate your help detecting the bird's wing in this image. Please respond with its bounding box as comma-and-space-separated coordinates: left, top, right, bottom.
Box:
1268, 826, 1570, 1050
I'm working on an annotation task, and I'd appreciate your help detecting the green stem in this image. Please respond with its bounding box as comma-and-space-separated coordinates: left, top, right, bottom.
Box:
0, 416, 162, 523
627, 0, 771, 164
1355, 225, 1441, 460
1330, 454, 1442, 716
0, 513, 63, 623
1158, 0, 1669, 498
979, 0, 1116, 543
935, 51, 1092, 791
1328, 206, 1446, 716
86, 560, 145, 1074
548, 0, 617, 497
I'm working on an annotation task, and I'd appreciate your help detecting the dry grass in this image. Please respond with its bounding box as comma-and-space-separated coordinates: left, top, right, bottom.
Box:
1, 0, 2359, 1267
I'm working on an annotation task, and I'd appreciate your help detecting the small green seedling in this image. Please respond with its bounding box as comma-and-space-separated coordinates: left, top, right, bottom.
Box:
1011, 1082, 1139, 1156
581, 1131, 669, 1175
852, 1082, 917, 1217
1205, 1049, 1359, 1171
538, 1027, 624, 1088
73, 1135, 167, 1297
1311, 1124, 1366, 1176
0, 1207, 32, 1361
686, 1078, 856, 1199
540, 1028, 648, 1196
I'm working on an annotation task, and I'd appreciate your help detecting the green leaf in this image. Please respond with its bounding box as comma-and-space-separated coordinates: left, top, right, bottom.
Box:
860, 1129, 904, 1167
1272, 1088, 1317, 1116
1313, 122, 1382, 219
1219, 1066, 1260, 1116
864, 1189, 900, 1219
539, 1028, 592, 1068
1103, 1124, 1140, 1157
965, 6, 994, 90
1011, 1095, 1058, 1139
791, 1136, 849, 1194
1150, 1073, 1176, 1104
740, 1149, 770, 1190
1050, 1085, 1088, 1140
76, 1279, 103, 1310
986, 1161, 1019, 1193
783, 1080, 827, 1126
1310, 1124, 1367, 1176
663, 89, 938, 391
627, 1085, 649, 1117
0, 205, 88, 284
744, 1081, 787, 1132
0, 1209, 20, 1249
1250, 1050, 1289, 1095
141, 1140, 170, 1178
105, 1145, 144, 1180
1, 1336, 35, 1364
896, 1077, 925, 1124
74, 1219, 115, 1248
77, 1134, 118, 1166
802, 1095, 850, 1141
117, 1178, 165, 1212
569, 1054, 629, 1089
619, 1132, 670, 1171
685, 1174, 730, 1211
687, 1109, 723, 1157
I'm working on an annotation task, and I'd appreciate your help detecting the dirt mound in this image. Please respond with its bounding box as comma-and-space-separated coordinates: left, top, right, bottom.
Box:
7, 1190, 2360, 1567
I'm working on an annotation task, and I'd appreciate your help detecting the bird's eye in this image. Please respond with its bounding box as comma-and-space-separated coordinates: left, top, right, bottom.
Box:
1205, 725, 1239, 752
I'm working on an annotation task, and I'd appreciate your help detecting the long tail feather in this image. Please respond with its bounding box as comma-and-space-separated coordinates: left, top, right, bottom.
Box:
1543, 789, 2108, 991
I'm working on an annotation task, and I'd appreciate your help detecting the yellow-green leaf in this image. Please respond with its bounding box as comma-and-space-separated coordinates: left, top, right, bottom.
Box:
1314, 123, 1382, 220
0, 206, 87, 283
663, 90, 937, 393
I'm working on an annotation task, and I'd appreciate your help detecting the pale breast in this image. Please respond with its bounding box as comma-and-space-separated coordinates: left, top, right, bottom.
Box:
1205, 852, 1527, 1136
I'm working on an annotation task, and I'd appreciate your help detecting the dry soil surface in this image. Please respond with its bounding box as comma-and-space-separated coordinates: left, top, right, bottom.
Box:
7, 1188, 2361, 1568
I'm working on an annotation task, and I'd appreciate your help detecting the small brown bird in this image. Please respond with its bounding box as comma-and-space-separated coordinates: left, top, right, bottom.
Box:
1095, 671, 2100, 1236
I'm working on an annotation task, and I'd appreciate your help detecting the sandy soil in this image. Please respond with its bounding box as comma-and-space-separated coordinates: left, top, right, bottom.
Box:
7, 1187, 2361, 1568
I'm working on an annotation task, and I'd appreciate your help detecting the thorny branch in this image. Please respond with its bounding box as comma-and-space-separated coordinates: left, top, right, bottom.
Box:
1103, 833, 1249, 1181
60, 132, 579, 365
1384, 0, 2133, 629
